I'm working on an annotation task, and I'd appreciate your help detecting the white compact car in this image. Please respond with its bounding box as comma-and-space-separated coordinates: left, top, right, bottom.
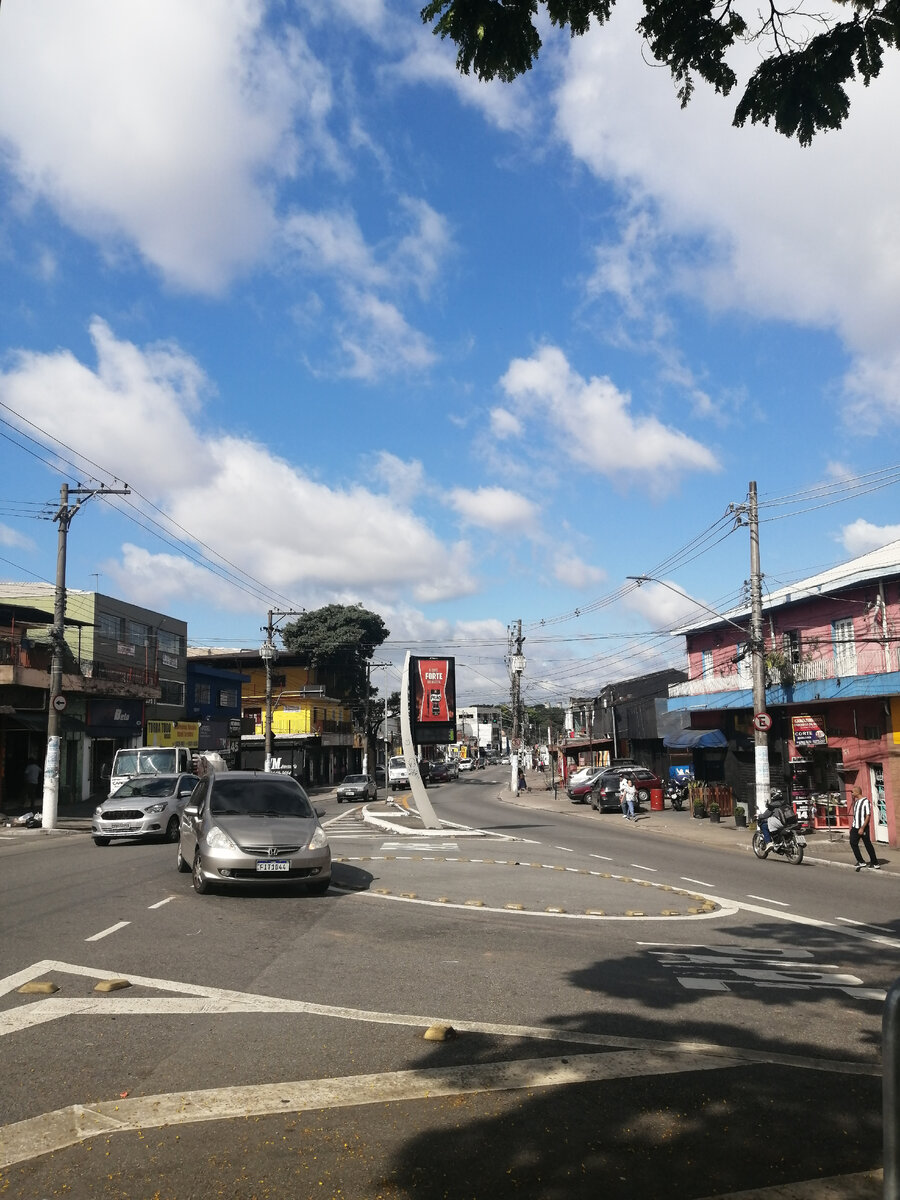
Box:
93, 773, 198, 845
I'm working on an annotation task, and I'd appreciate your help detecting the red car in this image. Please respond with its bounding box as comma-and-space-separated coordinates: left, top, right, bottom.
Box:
590, 766, 662, 811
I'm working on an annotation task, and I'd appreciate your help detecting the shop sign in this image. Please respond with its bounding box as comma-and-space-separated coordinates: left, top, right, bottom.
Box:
146, 720, 200, 747
791, 713, 827, 749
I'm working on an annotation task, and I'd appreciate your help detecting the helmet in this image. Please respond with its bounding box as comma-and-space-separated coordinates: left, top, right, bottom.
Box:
769, 787, 783, 802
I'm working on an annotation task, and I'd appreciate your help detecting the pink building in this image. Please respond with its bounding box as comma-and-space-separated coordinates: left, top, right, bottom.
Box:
665, 540, 900, 846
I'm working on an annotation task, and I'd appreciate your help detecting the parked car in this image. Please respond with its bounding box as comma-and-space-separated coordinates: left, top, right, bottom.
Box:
566, 767, 604, 804
93, 773, 198, 846
458, 757, 475, 772
177, 771, 331, 895
590, 766, 662, 811
336, 774, 377, 803
428, 761, 451, 783
446, 759, 459, 780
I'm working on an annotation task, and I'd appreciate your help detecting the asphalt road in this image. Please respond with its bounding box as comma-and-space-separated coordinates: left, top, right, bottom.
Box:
0, 769, 892, 1199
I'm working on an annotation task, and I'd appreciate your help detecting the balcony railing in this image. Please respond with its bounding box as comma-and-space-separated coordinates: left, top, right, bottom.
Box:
668, 645, 890, 698
79, 659, 159, 687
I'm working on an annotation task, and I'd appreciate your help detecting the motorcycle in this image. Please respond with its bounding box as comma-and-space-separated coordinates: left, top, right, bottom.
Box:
665, 781, 687, 811
752, 811, 806, 865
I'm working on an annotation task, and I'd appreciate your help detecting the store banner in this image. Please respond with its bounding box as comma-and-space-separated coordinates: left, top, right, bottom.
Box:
147, 720, 200, 748
410, 656, 456, 745
791, 713, 827, 749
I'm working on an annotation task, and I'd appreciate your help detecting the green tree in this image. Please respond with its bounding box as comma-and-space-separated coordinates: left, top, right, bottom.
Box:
280, 604, 389, 701
421, 0, 900, 145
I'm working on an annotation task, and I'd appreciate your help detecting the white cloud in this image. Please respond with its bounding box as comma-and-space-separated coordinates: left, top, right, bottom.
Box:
0, 524, 34, 550
449, 486, 539, 532
500, 345, 719, 486
282, 199, 450, 378
490, 407, 523, 439
840, 519, 900, 557
553, 554, 606, 589
0, 321, 476, 608
553, 0, 900, 422
389, 28, 533, 135
0, 0, 334, 292
624, 579, 711, 630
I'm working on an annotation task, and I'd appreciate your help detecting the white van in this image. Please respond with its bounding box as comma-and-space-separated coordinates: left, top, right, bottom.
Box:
388, 755, 409, 789
109, 746, 194, 797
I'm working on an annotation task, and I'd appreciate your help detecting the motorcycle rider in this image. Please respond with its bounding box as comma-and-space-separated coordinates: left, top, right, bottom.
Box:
757, 788, 789, 846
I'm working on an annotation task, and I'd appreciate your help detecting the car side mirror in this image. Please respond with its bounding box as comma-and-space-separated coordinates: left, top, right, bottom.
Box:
316, 807, 325, 819
183, 804, 199, 817
179, 788, 194, 797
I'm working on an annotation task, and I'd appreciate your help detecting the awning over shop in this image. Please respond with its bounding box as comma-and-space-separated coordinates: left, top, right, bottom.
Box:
663, 728, 728, 750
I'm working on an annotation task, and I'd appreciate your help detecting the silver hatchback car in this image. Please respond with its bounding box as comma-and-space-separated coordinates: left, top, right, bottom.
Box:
177, 771, 331, 895
93, 773, 198, 846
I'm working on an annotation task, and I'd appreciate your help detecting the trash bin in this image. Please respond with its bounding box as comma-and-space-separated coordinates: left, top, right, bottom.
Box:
650, 787, 664, 811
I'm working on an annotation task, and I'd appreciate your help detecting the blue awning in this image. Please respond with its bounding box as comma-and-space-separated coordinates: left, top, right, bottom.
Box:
663, 728, 728, 750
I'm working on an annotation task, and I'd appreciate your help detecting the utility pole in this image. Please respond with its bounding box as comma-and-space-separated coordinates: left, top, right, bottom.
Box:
747, 481, 771, 820
43, 482, 130, 830
508, 619, 525, 793
260, 608, 304, 773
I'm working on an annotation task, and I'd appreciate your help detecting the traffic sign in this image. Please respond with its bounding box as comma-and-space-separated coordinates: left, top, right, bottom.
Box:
753, 712, 772, 731
52, 694, 67, 712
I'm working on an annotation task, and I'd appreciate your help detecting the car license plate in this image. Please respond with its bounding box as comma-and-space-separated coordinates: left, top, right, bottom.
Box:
107, 822, 139, 831
256, 860, 290, 872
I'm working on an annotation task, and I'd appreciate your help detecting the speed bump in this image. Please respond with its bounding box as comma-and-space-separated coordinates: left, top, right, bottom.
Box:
18, 980, 58, 995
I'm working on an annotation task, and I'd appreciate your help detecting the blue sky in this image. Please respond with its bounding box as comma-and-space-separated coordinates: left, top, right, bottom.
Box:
2, 0, 900, 709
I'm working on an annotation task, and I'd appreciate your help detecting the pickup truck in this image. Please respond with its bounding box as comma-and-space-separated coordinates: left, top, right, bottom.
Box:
388, 755, 410, 789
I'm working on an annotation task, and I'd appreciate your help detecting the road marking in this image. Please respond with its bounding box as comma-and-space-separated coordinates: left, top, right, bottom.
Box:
84, 922, 130, 942
648, 944, 884, 1000
380, 841, 460, 852
589, 853, 612, 861
836, 917, 897, 934
554, 846, 575, 853
681, 877, 715, 888
0, 1049, 747, 1169
147, 897, 175, 910
746, 894, 790, 907
631, 863, 658, 872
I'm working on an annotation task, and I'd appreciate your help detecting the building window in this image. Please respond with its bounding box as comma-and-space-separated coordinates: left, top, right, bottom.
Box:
701, 650, 713, 678
158, 629, 184, 656
218, 688, 238, 708
782, 629, 802, 665
271, 674, 286, 688
195, 683, 211, 705
128, 620, 149, 648
833, 618, 857, 674
158, 679, 185, 706
98, 611, 121, 639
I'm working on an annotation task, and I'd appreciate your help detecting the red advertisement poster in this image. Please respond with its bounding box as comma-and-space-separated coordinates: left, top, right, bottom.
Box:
410, 656, 457, 745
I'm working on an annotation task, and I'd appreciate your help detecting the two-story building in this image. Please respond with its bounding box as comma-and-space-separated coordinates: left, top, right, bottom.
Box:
664, 540, 900, 845
0, 584, 189, 804
186, 648, 355, 785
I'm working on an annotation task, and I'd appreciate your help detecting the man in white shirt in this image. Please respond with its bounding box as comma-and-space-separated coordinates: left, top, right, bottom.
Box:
850, 785, 880, 871
619, 775, 636, 822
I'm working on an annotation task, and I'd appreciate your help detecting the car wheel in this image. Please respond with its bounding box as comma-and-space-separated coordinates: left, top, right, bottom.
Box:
176, 842, 190, 873
307, 878, 330, 896
165, 816, 180, 842
93, 836, 110, 847
192, 850, 211, 894
637, 788, 650, 803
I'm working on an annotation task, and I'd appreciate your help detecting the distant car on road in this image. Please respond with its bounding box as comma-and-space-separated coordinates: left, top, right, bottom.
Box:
388, 756, 410, 789
458, 758, 475, 772
336, 774, 377, 803
428, 761, 451, 783
93, 773, 197, 846
177, 771, 331, 895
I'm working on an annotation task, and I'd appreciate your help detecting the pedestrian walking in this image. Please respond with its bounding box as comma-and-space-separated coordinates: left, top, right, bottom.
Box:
24, 758, 41, 803
849, 785, 880, 870
619, 775, 636, 821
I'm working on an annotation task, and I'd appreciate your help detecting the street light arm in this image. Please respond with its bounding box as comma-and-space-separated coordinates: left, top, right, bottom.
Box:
626, 575, 753, 638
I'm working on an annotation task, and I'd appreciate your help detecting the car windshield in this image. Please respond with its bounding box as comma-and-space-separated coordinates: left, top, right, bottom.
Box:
342, 776, 367, 784
210, 777, 314, 818
112, 777, 180, 798
389, 757, 405, 769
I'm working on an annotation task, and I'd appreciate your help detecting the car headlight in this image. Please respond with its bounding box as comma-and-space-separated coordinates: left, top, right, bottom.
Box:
144, 802, 167, 814
93, 807, 103, 819
206, 824, 239, 852
308, 825, 329, 850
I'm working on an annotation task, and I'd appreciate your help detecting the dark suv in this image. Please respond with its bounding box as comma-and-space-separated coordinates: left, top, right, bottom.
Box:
590, 766, 661, 812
